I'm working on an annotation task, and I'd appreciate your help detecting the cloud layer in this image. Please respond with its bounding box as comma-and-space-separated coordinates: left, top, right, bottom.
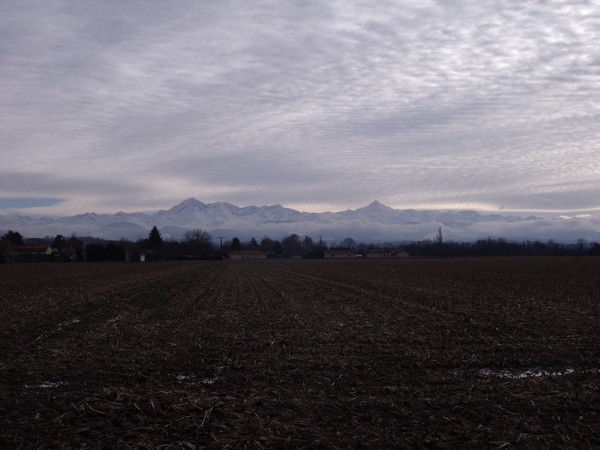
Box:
2, 0, 599, 215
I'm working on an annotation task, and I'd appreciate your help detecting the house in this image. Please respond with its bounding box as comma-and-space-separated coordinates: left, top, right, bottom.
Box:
324, 248, 361, 259
11, 245, 53, 263
229, 249, 268, 260
366, 248, 410, 259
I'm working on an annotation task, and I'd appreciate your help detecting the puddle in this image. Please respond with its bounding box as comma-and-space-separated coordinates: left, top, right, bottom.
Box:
58, 318, 80, 327
35, 318, 81, 341
106, 315, 122, 325
477, 367, 599, 379
24, 381, 69, 389
176, 374, 218, 385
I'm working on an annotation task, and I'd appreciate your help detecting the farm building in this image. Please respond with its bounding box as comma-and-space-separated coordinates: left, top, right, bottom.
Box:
324, 249, 361, 259
366, 249, 410, 259
230, 249, 267, 260
9, 245, 53, 263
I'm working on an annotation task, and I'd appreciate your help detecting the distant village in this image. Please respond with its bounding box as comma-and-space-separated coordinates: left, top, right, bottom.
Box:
0, 227, 412, 263
1, 225, 599, 263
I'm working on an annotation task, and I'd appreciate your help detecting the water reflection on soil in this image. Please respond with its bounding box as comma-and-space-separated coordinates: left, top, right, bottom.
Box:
176, 373, 218, 385
477, 367, 599, 379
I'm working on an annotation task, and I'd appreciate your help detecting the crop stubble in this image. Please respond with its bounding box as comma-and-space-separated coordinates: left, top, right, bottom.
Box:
1, 258, 599, 448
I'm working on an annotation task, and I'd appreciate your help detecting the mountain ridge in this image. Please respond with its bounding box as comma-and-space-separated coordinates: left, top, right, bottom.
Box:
1, 198, 598, 243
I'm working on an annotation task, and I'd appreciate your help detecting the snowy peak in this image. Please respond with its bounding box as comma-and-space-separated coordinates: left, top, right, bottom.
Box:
168, 198, 207, 213
355, 200, 398, 215
363, 200, 389, 210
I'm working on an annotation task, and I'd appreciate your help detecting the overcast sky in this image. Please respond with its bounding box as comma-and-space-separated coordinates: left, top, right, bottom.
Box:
2, 0, 599, 216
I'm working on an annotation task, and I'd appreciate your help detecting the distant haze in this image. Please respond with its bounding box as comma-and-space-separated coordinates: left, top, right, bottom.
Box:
1, 198, 598, 244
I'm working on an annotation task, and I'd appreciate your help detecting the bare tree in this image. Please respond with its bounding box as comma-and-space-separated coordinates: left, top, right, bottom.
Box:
435, 226, 443, 257
260, 236, 275, 253
282, 233, 302, 257
340, 237, 356, 249
435, 226, 443, 246
184, 229, 212, 245
183, 229, 213, 258
302, 235, 314, 253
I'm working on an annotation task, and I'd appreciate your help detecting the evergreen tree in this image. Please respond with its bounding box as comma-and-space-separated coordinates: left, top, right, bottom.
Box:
52, 234, 66, 251
2, 230, 24, 246
148, 226, 163, 246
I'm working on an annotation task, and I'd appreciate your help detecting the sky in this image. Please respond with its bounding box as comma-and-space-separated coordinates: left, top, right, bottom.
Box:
1, 0, 599, 216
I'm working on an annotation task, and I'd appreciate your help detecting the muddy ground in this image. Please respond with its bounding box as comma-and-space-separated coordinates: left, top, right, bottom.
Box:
1, 258, 599, 448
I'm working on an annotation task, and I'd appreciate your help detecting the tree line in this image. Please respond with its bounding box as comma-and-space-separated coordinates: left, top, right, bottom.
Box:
2, 227, 600, 262
406, 237, 600, 258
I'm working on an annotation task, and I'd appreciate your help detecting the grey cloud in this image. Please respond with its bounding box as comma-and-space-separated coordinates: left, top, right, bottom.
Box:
1, 0, 599, 216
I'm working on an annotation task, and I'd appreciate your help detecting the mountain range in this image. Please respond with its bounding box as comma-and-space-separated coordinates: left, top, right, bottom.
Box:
1, 198, 598, 243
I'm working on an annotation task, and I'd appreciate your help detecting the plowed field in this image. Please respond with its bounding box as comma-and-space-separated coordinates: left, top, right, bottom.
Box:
1, 259, 599, 448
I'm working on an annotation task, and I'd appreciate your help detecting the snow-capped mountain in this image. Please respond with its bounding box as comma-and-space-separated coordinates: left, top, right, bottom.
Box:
1, 198, 598, 243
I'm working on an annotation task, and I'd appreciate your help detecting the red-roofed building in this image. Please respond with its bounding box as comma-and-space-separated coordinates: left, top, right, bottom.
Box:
366, 249, 410, 259
324, 248, 361, 259
7, 245, 52, 262
230, 249, 267, 260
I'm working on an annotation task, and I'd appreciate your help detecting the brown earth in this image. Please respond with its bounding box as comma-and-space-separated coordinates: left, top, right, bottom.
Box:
1, 258, 599, 448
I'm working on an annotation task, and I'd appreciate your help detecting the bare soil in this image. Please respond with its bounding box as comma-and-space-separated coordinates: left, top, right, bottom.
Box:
1, 258, 599, 448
